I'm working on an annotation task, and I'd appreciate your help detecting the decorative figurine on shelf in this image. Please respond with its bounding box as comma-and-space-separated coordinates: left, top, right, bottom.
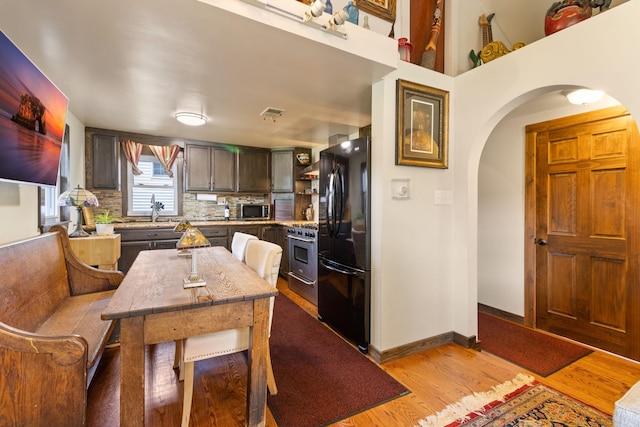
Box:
469, 13, 525, 68
544, 0, 610, 36
421, 0, 442, 70
345, 1, 359, 25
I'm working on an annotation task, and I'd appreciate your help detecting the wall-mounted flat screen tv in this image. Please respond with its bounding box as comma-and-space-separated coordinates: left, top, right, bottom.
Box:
0, 30, 68, 187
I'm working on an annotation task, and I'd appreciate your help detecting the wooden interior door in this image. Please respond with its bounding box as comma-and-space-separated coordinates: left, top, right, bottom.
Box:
530, 107, 640, 360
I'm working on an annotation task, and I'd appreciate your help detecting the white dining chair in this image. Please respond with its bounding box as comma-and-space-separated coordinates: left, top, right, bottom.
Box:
230, 231, 258, 262
178, 239, 282, 427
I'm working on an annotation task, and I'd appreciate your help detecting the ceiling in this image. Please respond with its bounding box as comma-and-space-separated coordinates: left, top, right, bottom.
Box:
0, 0, 626, 150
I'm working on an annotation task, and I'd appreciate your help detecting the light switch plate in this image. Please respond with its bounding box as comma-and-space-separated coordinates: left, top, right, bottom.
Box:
434, 190, 453, 205
391, 178, 410, 200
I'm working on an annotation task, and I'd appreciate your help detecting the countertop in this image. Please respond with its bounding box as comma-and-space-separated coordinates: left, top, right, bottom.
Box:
101, 220, 317, 230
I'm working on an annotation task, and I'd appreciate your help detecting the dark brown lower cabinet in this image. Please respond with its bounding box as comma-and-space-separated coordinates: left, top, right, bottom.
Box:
118, 226, 228, 275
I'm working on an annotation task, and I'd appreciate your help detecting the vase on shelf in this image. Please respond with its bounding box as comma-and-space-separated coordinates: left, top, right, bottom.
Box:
363, 15, 370, 29
345, 1, 359, 25
325, 0, 332, 15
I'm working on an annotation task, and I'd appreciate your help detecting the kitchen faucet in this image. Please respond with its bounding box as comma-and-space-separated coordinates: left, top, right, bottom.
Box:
151, 194, 159, 222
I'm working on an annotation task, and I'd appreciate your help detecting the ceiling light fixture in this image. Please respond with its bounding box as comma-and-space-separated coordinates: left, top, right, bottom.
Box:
565, 89, 604, 105
260, 107, 285, 123
175, 112, 207, 126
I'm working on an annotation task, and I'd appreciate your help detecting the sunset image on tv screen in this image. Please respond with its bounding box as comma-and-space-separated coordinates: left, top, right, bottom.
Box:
0, 31, 69, 187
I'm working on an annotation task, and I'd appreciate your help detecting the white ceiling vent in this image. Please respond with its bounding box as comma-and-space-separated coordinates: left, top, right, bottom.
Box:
260, 107, 285, 122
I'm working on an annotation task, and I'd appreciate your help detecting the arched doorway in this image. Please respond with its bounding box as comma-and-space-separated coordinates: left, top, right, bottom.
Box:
477, 88, 640, 360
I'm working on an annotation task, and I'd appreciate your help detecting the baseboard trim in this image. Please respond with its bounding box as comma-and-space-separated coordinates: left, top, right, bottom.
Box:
478, 303, 524, 325
369, 331, 481, 364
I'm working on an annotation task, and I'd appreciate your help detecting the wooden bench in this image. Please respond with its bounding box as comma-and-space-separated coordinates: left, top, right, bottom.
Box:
0, 225, 124, 426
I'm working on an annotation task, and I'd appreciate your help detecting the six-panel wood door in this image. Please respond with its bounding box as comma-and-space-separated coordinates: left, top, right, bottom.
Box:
533, 109, 640, 360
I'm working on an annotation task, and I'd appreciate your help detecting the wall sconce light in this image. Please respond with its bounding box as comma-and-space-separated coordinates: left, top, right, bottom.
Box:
326, 8, 349, 30
303, 0, 326, 22
58, 185, 99, 237
176, 227, 211, 288
175, 112, 207, 126
565, 89, 604, 105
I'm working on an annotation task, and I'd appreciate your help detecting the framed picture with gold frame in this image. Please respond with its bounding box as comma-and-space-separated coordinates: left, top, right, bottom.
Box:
396, 79, 449, 169
355, 0, 396, 22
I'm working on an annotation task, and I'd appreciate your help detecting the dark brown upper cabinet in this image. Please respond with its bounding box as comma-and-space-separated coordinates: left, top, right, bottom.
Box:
236, 147, 270, 193
88, 133, 119, 190
184, 144, 236, 192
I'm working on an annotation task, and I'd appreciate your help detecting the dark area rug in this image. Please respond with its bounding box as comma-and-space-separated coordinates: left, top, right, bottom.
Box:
267, 294, 409, 427
478, 312, 592, 377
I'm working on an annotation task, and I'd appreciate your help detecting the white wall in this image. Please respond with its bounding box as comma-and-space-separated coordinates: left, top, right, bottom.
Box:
0, 183, 38, 244
449, 0, 640, 338
369, 1, 640, 353
370, 62, 455, 351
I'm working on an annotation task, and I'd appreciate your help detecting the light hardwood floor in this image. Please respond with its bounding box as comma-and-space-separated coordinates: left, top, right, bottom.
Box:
87, 278, 640, 426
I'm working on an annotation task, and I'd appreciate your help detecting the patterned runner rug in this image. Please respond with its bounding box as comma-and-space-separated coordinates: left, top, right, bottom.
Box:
416, 373, 612, 427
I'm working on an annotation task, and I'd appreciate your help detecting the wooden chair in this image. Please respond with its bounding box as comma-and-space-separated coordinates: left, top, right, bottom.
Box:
230, 231, 258, 262
178, 239, 282, 427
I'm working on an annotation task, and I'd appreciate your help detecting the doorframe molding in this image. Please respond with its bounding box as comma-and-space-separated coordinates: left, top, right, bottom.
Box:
523, 105, 630, 329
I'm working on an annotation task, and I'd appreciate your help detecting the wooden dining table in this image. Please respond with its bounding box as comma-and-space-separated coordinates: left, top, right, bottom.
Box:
102, 246, 278, 427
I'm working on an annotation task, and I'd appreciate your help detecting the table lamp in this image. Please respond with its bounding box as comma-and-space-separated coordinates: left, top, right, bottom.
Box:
176, 227, 211, 288
58, 185, 99, 237
173, 219, 192, 257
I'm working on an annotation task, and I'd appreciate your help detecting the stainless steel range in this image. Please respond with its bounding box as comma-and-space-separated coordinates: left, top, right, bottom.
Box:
287, 223, 318, 305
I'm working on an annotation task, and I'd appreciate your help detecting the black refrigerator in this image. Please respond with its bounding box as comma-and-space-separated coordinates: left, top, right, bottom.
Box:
317, 136, 370, 353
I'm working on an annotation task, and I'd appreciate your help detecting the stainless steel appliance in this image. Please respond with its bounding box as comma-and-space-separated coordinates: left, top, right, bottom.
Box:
318, 136, 370, 353
287, 223, 318, 305
237, 203, 270, 220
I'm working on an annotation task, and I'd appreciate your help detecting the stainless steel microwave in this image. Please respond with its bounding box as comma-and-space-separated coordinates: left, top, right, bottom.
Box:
237, 203, 270, 220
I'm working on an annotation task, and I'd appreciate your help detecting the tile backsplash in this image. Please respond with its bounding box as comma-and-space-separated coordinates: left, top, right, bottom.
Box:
91, 190, 267, 221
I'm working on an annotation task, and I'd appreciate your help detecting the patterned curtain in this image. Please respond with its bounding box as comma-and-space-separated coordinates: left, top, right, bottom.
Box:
121, 139, 143, 175
149, 144, 180, 178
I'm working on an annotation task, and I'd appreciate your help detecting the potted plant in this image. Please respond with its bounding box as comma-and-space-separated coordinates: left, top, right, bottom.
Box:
94, 210, 120, 235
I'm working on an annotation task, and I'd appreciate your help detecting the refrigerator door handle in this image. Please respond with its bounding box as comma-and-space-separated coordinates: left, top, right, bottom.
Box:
326, 167, 335, 236
336, 165, 344, 235
319, 258, 360, 276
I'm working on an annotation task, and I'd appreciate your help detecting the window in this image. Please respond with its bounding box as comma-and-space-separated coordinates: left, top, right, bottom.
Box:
40, 124, 70, 226
42, 185, 60, 219
126, 154, 178, 216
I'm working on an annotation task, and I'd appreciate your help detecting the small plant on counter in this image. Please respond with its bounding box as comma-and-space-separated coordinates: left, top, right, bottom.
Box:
94, 210, 121, 224
94, 210, 120, 236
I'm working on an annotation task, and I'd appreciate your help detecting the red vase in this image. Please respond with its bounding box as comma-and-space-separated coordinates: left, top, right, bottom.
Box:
545, 0, 592, 36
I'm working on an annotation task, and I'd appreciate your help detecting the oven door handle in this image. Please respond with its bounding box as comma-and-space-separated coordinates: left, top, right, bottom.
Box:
288, 235, 316, 244
288, 272, 316, 285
